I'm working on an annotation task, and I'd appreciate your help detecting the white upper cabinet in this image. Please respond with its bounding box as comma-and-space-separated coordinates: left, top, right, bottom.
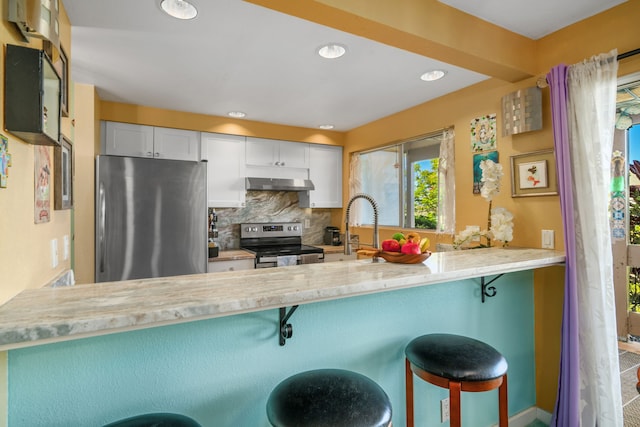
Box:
104, 122, 154, 158
245, 137, 309, 169
152, 127, 200, 161
201, 132, 246, 208
299, 145, 343, 208
104, 121, 199, 161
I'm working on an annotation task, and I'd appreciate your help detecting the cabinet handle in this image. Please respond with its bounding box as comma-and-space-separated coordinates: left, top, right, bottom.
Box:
280, 161, 285, 166
274, 161, 280, 166
154, 152, 160, 158
146, 152, 153, 157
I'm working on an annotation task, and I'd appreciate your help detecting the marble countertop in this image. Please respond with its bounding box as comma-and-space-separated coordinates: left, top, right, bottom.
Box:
0, 248, 564, 351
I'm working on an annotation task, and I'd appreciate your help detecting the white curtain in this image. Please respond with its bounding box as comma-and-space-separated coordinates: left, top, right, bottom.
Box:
568, 50, 622, 425
348, 153, 362, 226
437, 128, 455, 234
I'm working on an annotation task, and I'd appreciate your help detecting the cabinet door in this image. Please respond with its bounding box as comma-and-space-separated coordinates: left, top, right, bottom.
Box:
202, 133, 246, 208
246, 138, 278, 166
246, 138, 309, 168
278, 141, 309, 168
299, 145, 343, 208
104, 122, 154, 158
153, 127, 200, 161
208, 259, 255, 273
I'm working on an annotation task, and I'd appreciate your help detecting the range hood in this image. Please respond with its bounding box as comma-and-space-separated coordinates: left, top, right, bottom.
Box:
246, 177, 315, 191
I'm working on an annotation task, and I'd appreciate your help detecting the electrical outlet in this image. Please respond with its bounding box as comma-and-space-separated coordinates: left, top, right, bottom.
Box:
304, 219, 311, 228
542, 229, 555, 249
441, 397, 450, 422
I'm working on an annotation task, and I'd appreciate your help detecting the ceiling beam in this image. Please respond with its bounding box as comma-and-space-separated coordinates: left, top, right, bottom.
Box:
246, 0, 538, 82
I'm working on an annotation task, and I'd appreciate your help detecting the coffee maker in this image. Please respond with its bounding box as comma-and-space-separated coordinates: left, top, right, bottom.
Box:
323, 226, 341, 246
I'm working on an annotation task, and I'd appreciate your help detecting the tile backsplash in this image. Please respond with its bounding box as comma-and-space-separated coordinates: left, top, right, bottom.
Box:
209, 191, 333, 249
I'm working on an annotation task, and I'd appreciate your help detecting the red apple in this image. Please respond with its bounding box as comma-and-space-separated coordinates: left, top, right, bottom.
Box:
381, 239, 401, 252
401, 242, 421, 254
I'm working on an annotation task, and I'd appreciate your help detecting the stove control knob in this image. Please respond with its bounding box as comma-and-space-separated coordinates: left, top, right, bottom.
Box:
292, 225, 299, 231
251, 227, 258, 232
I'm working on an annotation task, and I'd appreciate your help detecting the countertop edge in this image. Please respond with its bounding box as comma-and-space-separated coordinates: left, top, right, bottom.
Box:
0, 248, 565, 351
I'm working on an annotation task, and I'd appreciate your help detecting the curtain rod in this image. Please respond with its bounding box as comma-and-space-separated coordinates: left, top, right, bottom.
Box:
618, 48, 640, 61
536, 48, 640, 88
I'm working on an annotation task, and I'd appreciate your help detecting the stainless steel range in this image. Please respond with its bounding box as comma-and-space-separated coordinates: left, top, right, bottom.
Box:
240, 222, 324, 268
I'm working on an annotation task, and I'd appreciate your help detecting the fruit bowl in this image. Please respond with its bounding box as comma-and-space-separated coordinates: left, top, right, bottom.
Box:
357, 249, 431, 264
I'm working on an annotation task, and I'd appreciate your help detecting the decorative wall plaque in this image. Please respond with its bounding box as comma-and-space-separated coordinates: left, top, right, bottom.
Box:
502, 87, 542, 136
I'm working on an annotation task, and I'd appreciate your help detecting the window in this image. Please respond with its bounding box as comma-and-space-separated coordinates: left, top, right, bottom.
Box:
611, 74, 640, 340
354, 131, 446, 230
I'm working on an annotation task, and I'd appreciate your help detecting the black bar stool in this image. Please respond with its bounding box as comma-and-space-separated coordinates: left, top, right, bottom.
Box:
267, 368, 393, 427
405, 333, 508, 427
103, 413, 202, 427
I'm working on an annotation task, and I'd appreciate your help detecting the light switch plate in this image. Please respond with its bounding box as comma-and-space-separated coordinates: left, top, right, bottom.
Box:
63, 235, 69, 260
51, 238, 58, 268
542, 230, 555, 249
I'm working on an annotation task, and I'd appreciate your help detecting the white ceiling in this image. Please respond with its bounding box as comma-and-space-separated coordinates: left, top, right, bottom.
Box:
60, 0, 626, 132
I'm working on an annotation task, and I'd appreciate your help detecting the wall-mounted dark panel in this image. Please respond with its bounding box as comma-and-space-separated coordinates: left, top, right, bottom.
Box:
4, 44, 61, 146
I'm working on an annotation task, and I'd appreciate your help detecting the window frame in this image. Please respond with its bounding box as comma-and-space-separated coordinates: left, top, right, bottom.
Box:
354, 130, 444, 230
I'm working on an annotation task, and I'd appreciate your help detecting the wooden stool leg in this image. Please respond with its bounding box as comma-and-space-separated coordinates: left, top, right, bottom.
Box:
450, 381, 462, 427
498, 374, 508, 426
405, 359, 414, 427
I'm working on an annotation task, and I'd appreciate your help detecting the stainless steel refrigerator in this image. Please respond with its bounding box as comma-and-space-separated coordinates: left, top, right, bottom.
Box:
95, 155, 207, 282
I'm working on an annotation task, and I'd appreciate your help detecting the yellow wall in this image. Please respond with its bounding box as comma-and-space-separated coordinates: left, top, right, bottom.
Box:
73, 84, 101, 284
0, 2, 73, 304
100, 101, 346, 147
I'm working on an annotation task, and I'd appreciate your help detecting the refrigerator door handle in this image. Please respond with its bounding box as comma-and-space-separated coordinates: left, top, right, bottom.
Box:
98, 182, 106, 273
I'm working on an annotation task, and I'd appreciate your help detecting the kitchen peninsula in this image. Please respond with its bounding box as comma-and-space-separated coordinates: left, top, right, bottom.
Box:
1, 248, 563, 350
4, 248, 564, 426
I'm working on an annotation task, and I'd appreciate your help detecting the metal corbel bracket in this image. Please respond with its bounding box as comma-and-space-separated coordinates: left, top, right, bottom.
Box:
480, 274, 504, 303
279, 305, 299, 346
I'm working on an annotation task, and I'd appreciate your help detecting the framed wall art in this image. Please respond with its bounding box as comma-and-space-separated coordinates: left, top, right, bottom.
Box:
58, 46, 69, 117
510, 149, 558, 197
54, 135, 73, 210
472, 151, 499, 194
470, 113, 497, 152
0, 134, 11, 188
35, 145, 51, 223
43, 41, 69, 117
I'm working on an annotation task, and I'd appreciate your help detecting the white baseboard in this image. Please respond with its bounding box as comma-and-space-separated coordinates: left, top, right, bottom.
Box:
492, 407, 552, 426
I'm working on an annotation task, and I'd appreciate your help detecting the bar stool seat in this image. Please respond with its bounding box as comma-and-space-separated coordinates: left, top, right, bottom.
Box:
103, 413, 201, 427
267, 368, 393, 427
405, 333, 508, 427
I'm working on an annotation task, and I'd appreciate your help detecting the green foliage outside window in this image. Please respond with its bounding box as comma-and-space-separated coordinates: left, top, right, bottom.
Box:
413, 159, 439, 230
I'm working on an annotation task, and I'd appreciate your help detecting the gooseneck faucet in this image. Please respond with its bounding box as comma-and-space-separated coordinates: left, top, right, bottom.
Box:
344, 193, 379, 259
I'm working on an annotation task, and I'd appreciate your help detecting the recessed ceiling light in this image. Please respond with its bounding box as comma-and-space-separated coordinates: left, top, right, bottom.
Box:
160, 0, 198, 20
228, 111, 246, 118
420, 70, 447, 82
319, 124, 335, 130
317, 44, 347, 59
